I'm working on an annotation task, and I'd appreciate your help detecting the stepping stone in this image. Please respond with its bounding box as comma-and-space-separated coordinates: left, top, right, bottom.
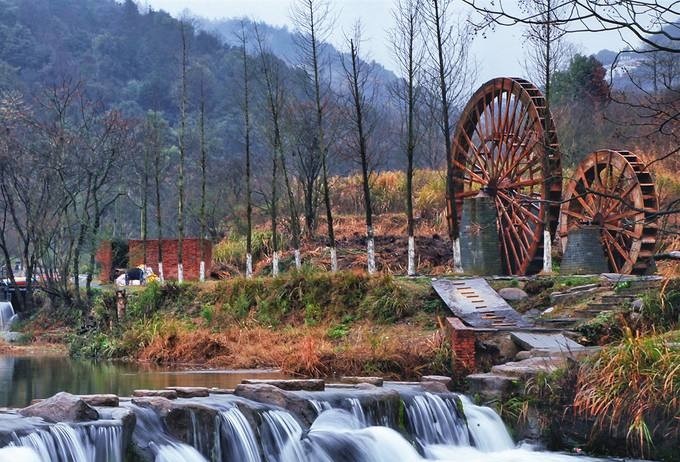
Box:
165, 387, 210, 398
79, 394, 119, 407
511, 332, 584, 352
340, 376, 384, 387
241, 379, 325, 391
132, 389, 177, 399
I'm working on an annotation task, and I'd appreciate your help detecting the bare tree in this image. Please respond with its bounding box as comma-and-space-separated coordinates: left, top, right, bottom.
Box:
254, 23, 300, 275
150, 112, 167, 282
422, 0, 473, 273
177, 19, 190, 283
342, 23, 377, 274
291, 0, 339, 271
198, 69, 207, 282
237, 20, 255, 278
391, 0, 425, 276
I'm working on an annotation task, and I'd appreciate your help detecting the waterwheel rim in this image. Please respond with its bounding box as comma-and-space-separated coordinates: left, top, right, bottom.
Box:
450, 77, 562, 275
559, 149, 659, 275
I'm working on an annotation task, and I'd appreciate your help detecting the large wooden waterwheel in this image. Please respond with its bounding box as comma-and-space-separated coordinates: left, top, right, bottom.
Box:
450, 77, 562, 275
559, 150, 659, 274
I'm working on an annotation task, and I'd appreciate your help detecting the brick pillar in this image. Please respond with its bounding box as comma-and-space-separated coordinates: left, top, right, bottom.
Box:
95, 240, 113, 282
446, 317, 476, 373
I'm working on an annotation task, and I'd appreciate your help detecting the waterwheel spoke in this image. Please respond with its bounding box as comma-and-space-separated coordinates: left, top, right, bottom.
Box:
602, 229, 634, 265
452, 158, 487, 186
562, 208, 592, 222
457, 129, 491, 180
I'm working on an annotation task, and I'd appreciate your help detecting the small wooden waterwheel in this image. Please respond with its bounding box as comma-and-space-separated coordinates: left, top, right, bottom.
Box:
559, 149, 659, 274
450, 77, 562, 275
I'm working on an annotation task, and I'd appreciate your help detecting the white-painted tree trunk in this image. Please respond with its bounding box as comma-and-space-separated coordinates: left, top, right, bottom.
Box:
199, 261, 205, 282
177, 263, 184, 283
407, 235, 416, 276
246, 253, 253, 279
367, 236, 376, 275
272, 251, 279, 277
453, 238, 463, 273
543, 230, 553, 273
158, 262, 164, 283
294, 249, 302, 270
330, 247, 338, 272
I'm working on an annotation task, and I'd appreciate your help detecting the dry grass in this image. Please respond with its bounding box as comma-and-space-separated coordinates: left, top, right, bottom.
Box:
573, 328, 680, 458
136, 322, 450, 379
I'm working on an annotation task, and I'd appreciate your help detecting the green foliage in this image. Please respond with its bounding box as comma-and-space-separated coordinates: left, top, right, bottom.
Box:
639, 285, 680, 329
201, 304, 214, 325
360, 275, 422, 323
326, 323, 350, 340
577, 311, 623, 345
552, 54, 609, 106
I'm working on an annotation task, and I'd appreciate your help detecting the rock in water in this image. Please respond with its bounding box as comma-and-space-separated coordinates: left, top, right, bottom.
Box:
234, 384, 318, 426
498, 287, 528, 301
20, 392, 99, 422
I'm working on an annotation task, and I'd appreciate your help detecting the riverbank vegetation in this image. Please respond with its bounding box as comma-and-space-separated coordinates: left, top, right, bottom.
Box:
29, 271, 452, 379
497, 282, 680, 461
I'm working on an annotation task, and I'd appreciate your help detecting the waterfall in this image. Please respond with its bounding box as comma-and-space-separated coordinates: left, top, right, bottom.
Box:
345, 398, 368, 427
0, 302, 16, 331
405, 393, 470, 448
216, 407, 260, 462
458, 396, 514, 452
122, 403, 207, 462
260, 410, 305, 462
7, 422, 123, 462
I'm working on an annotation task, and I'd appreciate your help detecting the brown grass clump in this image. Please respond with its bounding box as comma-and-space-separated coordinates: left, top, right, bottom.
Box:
573, 328, 680, 459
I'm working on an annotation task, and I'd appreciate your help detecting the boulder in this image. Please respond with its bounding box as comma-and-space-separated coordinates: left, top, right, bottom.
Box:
165, 387, 209, 398
240, 379, 324, 391
466, 373, 518, 401
79, 394, 119, 407
234, 384, 318, 426
420, 375, 452, 391
498, 287, 528, 301
340, 376, 383, 387
132, 389, 177, 399
20, 392, 99, 423
420, 381, 449, 394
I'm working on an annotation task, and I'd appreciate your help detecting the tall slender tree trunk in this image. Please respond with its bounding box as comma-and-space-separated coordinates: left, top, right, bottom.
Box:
199, 76, 207, 282
347, 38, 375, 274
240, 28, 254, 278
177, 21, 188, 283
154, 145, 164, 282
542, 0, 554, 274
430, 0, 462, 273
308, 2, 337, 271
142, 126, 150, 270
281, 152, 302, 269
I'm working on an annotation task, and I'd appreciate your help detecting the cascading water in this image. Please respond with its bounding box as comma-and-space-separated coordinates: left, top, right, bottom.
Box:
405, 392, 470, 447
0, 302, 16, 331
6, 421, 123, 462
121, 403, 206, 462
0, 387, 613, 462
216, 407, 260, 462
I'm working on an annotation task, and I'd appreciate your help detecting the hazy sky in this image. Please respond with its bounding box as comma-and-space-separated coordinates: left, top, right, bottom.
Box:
144, 0, 625, 84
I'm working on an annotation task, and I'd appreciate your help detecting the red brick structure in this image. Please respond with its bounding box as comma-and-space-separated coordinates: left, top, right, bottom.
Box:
128, 239, 212, 281
95, 241, 114, 282
96, 238, 212, 282
446, 317, 476, 373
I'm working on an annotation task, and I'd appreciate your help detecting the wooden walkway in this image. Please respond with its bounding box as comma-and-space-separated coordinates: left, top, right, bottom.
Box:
432, 278, 533, 329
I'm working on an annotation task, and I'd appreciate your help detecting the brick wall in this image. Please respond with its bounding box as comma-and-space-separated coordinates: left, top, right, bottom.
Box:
446, 317, 476, 373
95, 241, 113, 282
128, 238, 212, 281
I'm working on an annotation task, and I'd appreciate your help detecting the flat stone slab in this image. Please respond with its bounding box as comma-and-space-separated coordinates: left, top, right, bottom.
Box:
511, 332, 584, 352
467, 373, 519, 399
491, 356, 567, 379
79, 394, 119, 407
432, 278, 532, 329
132, 389, 178, 399
208, 388, 234, 394
340, 376, 383, 386
165, 387, 210, 398
241, 379, 325, 391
